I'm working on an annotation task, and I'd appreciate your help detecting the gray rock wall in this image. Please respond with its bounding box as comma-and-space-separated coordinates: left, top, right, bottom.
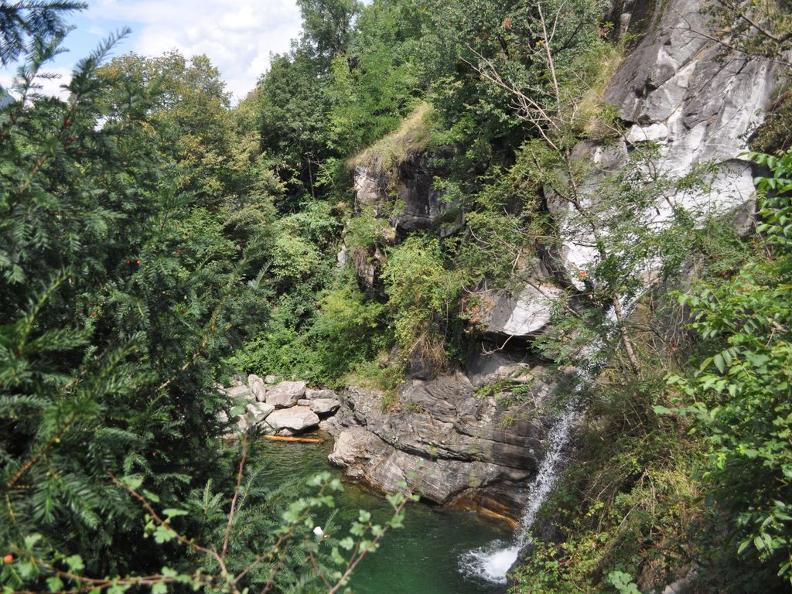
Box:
554, 0, 782, 283
328, 368, 575, 518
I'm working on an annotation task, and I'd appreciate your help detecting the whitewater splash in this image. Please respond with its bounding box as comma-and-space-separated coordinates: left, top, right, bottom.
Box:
459, 402, 579, 584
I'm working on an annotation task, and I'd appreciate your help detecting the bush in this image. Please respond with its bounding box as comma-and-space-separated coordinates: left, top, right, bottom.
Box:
382, 235, 464, 367
664, 150, 792, 584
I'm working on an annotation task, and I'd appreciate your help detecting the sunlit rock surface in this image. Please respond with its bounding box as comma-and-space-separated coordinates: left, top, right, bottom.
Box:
551, 0, 782, 284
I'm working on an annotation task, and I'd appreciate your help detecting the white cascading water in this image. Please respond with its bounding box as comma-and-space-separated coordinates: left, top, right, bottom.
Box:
458, 401, 579, 584
458, 297, 642, 585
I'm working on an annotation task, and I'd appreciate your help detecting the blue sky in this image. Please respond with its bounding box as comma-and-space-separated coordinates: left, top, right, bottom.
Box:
1, 0, 304, 101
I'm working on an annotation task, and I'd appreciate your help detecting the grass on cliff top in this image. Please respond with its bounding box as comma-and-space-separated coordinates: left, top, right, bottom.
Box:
348, 102, 433, 173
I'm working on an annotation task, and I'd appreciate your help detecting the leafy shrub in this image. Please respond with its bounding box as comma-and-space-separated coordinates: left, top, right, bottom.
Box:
382, 235, 464, 368
663, 150, 792, 583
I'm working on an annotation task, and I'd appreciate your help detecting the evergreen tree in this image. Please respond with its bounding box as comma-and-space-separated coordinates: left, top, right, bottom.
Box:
0, 0, 84, 66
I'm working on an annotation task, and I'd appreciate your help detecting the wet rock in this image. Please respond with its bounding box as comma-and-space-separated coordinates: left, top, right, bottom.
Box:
265, 381, 307, 409
266, 406, 320, 434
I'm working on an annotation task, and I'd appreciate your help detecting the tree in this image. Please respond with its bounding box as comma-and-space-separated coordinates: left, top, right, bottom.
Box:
665, 150, 792, 584
0, 0, 84, 66
297, 0, 360, 64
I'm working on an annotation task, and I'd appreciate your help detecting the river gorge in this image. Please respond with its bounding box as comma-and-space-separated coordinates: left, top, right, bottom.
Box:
258, 438, 511, 593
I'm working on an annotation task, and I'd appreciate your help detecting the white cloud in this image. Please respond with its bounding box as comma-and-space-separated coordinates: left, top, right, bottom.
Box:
0, 68, 72, 101
87, 0, 303, 101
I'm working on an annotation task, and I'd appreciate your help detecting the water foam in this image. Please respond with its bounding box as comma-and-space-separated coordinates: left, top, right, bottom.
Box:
458, 541, 520, 584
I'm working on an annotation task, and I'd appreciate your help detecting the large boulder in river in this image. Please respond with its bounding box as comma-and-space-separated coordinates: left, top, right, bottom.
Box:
265, 381, 307, 408
266, 406, 320, 434
328, 370, 573, 517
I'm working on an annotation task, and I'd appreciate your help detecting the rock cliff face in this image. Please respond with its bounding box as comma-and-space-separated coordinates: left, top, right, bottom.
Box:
353, 156, 462, 238
327, 365, 573, 518
330, 0, 785, 520
554, 0, 782, 283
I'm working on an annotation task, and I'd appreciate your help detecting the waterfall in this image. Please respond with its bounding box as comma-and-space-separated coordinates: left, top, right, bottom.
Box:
458, 296, 640, 585
458, 401, 579, 584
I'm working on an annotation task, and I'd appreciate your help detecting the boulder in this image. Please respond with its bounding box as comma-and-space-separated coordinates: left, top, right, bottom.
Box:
265, 381, 307, 408
329, 425, 532, 510
308, 398, 341, 416
246, 401, 275, 424
319, 415, 341, 434
248, 374, 268, 402
327, 371, 573, 517
218, 408, 250, 436
223, 384, 253, 401
479, 283, 563, 336
266, 406, 320, 434
329, 427, 391, 480
306, 388, 337, 400
264, 374, 277, 384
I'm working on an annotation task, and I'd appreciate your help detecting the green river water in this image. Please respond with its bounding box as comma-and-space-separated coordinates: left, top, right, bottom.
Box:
258, 438, 512, 594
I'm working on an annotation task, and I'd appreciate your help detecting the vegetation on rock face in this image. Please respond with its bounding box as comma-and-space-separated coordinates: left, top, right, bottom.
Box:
0, 0, 790, 591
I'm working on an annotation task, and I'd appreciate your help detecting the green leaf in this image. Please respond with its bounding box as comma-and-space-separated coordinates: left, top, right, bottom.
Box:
47, 577, 64, 592
163, 508, 188, 518
121, 475, 144, 490
142, 489, 161, 503
17, 561, 36, 579
154, 525, 176, 544
65, 555, 84, 572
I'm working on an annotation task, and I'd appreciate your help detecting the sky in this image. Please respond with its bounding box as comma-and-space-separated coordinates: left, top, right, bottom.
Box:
0, 0, 304, 101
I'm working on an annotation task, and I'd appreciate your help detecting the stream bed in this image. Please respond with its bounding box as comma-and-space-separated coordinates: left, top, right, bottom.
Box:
258, 437, 511, 594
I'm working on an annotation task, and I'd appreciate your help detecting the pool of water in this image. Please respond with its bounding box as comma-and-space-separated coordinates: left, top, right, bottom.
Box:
257, 438, 511, 594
